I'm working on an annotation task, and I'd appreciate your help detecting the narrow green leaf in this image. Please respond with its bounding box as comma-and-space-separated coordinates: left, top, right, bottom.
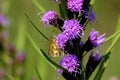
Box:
59, 4, 65, 20
60, 0, 69, 19
34, 66, 42, 80
94, 14, 120, 80
24, 13, 49, 41
105, 34, 120, 56
104, 31, 120, 42
93, 53, 110, 80
116, 15, 120, 32
32, 0, 45, 12
26, 33, 65, 70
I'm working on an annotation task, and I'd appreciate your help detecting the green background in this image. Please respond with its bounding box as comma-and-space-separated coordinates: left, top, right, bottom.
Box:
0, 0, 120, 80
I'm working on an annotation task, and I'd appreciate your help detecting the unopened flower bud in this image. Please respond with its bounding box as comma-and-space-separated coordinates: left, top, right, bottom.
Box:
85, 51, 102, 78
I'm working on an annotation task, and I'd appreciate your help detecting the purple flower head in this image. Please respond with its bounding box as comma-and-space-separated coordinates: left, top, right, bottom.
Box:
41, 10, 59, 26
89, 29, 105, 47
67, 0, 84, 12
90, 51, 102, 61
84, 10, 96, 23
62, 19, 83, 39
56, 33, 69, 50
59, 54, 80, 73
90, 12, 95, 22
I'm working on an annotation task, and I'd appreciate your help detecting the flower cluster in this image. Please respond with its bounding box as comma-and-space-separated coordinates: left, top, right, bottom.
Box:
59, 54, 80, 73
67, 0, 84, 12
89, 29, 105, 47
62, 19, 83, 39
41, 10, 59, 26
41, 0, 105, 80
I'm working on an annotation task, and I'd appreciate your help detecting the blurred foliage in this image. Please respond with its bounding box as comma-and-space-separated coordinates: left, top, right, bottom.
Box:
0, 0, 120, 80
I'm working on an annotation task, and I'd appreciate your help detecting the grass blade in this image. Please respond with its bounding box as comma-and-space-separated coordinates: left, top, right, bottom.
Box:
104, 31, 120, 42
34, 66, 42, 80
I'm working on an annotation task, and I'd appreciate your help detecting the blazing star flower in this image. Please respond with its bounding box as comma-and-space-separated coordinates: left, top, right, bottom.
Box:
41, 10, 59, 26
86, 51, 102, 77
89, 51, 102, 61
56, 33, 69, 50
62, 19, 83, 39
67, 0, 84, 12
89, 12, 95, 22
59, 54, 80, 74
89, 29, 105, 47
84, 10, 96, 23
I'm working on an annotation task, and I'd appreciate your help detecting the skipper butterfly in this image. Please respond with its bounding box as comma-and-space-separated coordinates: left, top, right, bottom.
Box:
48, 38, 61, 57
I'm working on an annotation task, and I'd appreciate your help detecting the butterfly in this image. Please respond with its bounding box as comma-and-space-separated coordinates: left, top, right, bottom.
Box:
48, 38, 61, 57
